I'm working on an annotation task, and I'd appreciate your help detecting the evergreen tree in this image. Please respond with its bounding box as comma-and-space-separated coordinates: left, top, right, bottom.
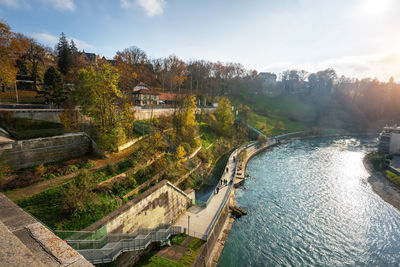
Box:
69, 39, 78, 54
39, 66, 67, 107
56, 32, 71, 75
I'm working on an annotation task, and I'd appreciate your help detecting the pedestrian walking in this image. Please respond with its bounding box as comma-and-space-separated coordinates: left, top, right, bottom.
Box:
216, 187, 219, 194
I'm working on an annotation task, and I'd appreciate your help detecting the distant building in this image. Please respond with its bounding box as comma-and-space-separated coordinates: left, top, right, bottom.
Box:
131, 83, 160, 105
80, 51, 100, 65
158, 92, 178, 105
106, 59, 117, 66
379, 126, 400, 154
133, 82, 148, 92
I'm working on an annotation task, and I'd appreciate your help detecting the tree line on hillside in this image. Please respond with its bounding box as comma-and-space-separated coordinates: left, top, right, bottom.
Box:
1, 20, 400, 132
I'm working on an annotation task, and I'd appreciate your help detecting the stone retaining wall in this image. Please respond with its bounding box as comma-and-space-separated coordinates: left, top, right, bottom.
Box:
0, 107, 216, 123
85, 180, 191, 234
0, 132, 103, 169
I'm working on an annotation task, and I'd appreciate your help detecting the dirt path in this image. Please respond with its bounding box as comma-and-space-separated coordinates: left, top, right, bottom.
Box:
364, 155, 400, 212
5, 145, 140, 201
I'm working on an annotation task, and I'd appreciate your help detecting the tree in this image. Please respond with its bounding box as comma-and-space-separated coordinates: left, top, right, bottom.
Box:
163, 55, 187, 92
57, 32, 72, 75
114, 46, 156, 89
215, 97, 234, 136
74, 63, 134, 150
257, 134, 269, 148
173, 95, 198, 144
0, 22, 18, 90
39, 66, 67, 107
239, 105, 252, 124
175, 145, 186, 167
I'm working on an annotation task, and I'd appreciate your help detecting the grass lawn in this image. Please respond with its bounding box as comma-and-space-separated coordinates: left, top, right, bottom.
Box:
249, 112, 307, 136
171, 233, 187, 245
0, 117, 65, 139
199, 122, 216, 148
134, 237, 204, 267
385, 170, 400, 185
0, 90, 45, 104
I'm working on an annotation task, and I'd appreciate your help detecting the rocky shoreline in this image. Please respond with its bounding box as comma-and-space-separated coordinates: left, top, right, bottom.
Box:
363, 153, 400, 212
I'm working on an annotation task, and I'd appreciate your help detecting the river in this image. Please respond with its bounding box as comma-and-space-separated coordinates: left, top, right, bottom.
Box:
219, 136, 400, 266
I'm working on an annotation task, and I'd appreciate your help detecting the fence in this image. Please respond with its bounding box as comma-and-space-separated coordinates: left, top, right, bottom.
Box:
192, 205, 230, 267
195, 191, 215, 208
56, 224, 181, 264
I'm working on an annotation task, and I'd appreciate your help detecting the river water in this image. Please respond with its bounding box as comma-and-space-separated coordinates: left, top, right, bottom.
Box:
219, 137, 400, 266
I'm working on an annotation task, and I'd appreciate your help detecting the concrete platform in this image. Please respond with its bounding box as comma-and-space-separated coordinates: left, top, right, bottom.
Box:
0, 193, 93, 266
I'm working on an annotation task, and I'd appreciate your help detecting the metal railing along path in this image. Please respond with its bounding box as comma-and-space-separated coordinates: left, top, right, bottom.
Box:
62, 224, 181, 264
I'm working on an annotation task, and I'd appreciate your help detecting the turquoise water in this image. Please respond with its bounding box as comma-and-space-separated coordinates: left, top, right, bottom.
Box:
219, 137, 400, 266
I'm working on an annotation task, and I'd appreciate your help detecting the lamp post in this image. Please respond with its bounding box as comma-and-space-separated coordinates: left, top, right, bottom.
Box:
188, 215, 190, 235
14, 80, 19, 104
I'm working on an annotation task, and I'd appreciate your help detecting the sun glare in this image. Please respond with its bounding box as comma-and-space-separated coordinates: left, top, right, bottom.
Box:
361, 0, 394, 16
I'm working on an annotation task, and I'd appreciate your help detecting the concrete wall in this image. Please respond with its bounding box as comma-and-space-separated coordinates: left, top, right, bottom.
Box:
133, 107, 216, 121
0, 132, 102, 169
85, 180, 190, 234
0, 108, 64, 123
390, 133, 400, 154
0, 107, 216, 123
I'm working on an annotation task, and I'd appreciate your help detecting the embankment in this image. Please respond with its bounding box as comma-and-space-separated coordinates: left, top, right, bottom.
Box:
0, 132, 104, 169
363, 154, 400, 212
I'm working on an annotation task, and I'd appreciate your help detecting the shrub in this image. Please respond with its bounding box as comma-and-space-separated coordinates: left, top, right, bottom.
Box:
43, 173, 56, 180
105, 163, 117, 176
181, 142, 192, 154
112, 182, 124, 196
98, 127, 126, 152
171, 233, 187, 245
0, 159, 11, 188
68, 165, 79, 173
126, 175, 137, 188
34, 164, 46, 177
257, 134, 269, 147
385, 170, 400, 185
277, 121, 286, 131
62, 170, 97, 214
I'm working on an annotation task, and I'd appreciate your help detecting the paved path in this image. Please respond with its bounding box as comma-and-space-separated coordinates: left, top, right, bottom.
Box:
174, 140, 277, 238
174, 148, 240, 238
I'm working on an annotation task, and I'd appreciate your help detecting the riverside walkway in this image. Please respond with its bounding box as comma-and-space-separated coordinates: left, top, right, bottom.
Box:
174, 138, 282, 239
173, 147, 240, 238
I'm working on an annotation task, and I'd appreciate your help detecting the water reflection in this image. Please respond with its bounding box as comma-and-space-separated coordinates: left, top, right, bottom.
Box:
219, 137, 400, 266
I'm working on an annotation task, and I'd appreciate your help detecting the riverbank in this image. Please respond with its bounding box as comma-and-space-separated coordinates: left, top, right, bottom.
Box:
363, 153, 400, 212
208, 139, 278, 265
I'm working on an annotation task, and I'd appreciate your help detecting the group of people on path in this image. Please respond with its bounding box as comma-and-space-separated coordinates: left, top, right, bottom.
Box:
215, 153, 238, 195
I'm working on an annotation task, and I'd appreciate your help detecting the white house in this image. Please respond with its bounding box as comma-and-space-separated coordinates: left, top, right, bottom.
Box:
379, 126, 400, 154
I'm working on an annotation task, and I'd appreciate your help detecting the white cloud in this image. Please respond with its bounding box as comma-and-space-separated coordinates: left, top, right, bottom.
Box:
32, 32, 58, 45
41, 0, 75, 11
32, 32, 95, 51
263, 52, 400, 82
70, 38, 95, 50
0, 0, 18, 7
121, 0, 165, 16
0, 0, 28, 8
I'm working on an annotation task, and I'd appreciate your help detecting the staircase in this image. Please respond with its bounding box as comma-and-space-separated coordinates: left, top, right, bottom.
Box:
62, 224, 182, 264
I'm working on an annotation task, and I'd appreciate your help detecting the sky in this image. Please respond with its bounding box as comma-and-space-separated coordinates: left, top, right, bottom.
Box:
1, 0, 400, 81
